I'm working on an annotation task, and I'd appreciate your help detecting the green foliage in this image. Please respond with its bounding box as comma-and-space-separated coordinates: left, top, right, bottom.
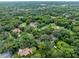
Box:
48, 41, 76, 58
0, 1, 79, 58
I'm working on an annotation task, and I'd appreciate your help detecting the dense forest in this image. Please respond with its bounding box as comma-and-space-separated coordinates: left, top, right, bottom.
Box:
0, 1, 79, 58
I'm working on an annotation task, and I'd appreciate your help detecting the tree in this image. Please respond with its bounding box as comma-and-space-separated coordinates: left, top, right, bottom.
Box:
49, 41, 76, 58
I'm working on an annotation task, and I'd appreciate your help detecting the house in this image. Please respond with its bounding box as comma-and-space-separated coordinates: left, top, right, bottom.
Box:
18, 48, 32, 56
11, 28, 21, 33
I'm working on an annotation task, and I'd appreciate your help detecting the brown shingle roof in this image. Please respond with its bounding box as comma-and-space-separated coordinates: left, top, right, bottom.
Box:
11, 28, 21, 33
17, 48, 32, 56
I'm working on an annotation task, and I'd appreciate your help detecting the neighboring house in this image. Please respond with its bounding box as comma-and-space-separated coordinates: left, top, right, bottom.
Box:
11, 28, 21, 33
18, 48, 32, 56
